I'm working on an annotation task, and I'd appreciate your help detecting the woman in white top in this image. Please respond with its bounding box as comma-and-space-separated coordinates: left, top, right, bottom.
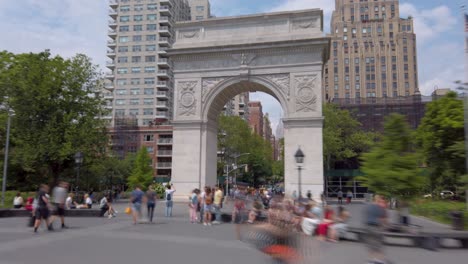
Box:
13, 192, 24, 209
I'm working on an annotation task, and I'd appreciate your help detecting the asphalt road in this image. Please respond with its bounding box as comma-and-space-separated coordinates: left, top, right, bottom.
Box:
0, 202, 466, 264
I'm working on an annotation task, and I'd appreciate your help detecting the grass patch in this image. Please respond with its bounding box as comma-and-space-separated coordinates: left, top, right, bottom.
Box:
410, 200, 468, 229
0, 191, 36, 209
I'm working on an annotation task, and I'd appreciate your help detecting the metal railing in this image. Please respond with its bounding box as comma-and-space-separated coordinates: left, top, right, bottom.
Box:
157, 138, 173, 144
158, 150, 173, 156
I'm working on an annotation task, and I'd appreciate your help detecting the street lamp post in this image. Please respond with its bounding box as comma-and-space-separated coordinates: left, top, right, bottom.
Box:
234, 153, 250, 188
1, 109, 15, 206
74, 152, 83, 198
294, 147, 305, 199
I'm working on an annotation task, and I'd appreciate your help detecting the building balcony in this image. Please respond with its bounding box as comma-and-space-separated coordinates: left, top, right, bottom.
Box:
159, 0, 173, 7
156, 101, 169, 109
156, 162, 172, 169
107, 40, 116, 47
109, 9, 118, 18
106, 50, 116, 58
159, 6, 172, 16
157, 81, 169, 90
156, 91, 169, 100
108, 20, 117, 28
108, 29, 117, 38
103, 93, 114, 100
158, 26, 171, 37
157, 150, 172, 157
157, 47, 168, 56
158, 37, 170, 46
159, 16, 171, 25
157, 70, 170, 79
105, 73, 115, 80
104, 105, 113, 110
157, 138, 173, 145
104, 83, 114, 90
157, 58, 169, 68
109, 0, 118, 8
106, 61, 115, 69
155, 111, 169, 118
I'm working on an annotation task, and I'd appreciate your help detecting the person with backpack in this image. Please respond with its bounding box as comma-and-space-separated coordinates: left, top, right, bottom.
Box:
203, 187, 213, 226
189, 189, 200, 223
165, 184, 176, 217
146, 186, 157, 222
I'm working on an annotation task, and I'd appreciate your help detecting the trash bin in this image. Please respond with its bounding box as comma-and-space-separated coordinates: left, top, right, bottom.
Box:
450, 211, 464, 231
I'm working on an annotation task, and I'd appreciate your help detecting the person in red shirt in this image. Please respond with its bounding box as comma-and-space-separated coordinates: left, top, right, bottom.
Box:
317, 205, 335, 241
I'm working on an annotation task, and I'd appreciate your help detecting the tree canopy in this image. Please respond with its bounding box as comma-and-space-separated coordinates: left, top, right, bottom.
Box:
359, 114, 425, 198
127, 147, 153, 190
0, 50, 109, 187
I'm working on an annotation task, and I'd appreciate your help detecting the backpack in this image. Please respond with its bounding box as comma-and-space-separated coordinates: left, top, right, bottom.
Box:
205, 195, 213, 205
167, 192, 172, 201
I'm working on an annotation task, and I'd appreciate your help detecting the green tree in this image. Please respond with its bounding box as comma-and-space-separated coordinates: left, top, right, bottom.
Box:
127, 147, 154, 190
0, 50, 109, 186
359, 114, 424, 198
416, 91, 465, 192
88, 155, 132, 190
323, 103, 376, 170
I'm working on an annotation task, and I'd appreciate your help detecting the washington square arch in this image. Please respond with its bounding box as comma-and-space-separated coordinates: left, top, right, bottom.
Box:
168, 9, 330, 199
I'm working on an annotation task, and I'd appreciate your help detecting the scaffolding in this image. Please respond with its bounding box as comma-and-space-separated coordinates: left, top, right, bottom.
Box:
111, 115, 139, 159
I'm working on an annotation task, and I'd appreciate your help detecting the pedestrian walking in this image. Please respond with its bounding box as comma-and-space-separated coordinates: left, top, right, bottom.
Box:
146, 186, 156, 222
33, 184, 53, 233
50, 181, 69, 229
99, 195, 109, 217
203, 187, 213, 226
346, 190, 353, 204
212, 186, 224, 224
364, 195, 389, 264
337, 189, 343, 205
165, 184, 176, 217
130, 185, 144, 225
189, 189, 199, 223
85, 194, 93, 208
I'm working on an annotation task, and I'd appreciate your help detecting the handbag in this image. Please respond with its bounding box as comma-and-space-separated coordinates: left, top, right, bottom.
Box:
125, 207, 132, 215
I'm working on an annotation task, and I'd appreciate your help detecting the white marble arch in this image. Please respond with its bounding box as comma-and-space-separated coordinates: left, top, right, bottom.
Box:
168, 9, 330, 200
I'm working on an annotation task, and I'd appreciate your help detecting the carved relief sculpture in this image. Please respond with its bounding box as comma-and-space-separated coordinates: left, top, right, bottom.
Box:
179, 29, 200, 39
178, 81, 198, 116
292, 17, 319, 30
232, 53, 256, 66
295, 75, 318, 112
201, 77, 228, 102
262, 74, 290, 96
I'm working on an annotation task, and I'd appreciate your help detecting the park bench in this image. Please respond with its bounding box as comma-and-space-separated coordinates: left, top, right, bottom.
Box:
423, 232, 468, 249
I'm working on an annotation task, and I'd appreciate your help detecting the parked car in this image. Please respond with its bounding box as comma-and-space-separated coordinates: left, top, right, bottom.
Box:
440, 190, 455, 199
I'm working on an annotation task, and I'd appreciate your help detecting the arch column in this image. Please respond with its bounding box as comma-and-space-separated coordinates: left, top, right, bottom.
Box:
283, 117, 324, 200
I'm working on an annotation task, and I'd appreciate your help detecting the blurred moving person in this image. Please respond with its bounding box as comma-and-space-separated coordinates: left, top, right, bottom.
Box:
364, 195, 389, 264
33, 184, 53, 233
346, 190, 353, 204
130, 185, 144, 225
329, 206, 350, 242
203, 187, 213, 226
165, 184, 175, 217
146, 186, 156, 222
212, 186, 224, 224
337, 189, 343, 205
50, 181, 69, 229
189, 189, 200, 223
85, 194, 93, 209
13, 192, 24, 209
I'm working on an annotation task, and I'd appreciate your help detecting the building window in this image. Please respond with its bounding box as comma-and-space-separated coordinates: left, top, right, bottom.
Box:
345, 66, 349, 73
334, 59, 338, 65
345, 58, 349, 64
144, 66, 156, 73
144, 88, 154, 95
145, 56, 156, 62
334, 75, 338, 82
115, 99, 125, 105
119, 26, 129, 32
381, 65, 387, 71
130, 88, 140, 95
116, 89, 127, 95
115, 109, 125, 116
383, 82, 387, 89
355, 66, 360, 72
393, 82, 397, 89
129, 109, 139, 116
133, 35, 142, 42
404, 73, 409, 79
132, 45, 141, 52
345, 84, 350, 90
355, 83, 360, 90
118, 46, 128, 52
143, 109, 154, 116
196, 6, 205, 11
142, 119, 153, 126
333, 50, 337, 56
134, 25, 143, 31
147, 14, 157, 21
131, 56, 141, 63
120, 16, 130, 22
146, 45, 156, 51
134, 15, 143, 22
144, 78, 155, 85
130, 78, 140, 85
405, 82, 410, 89
333, 42, 337, 48
143, 98, 154, 105
354, 58, 359, 64
116, 79, 127, 86
134, 4, 144, 11
130, 99, 139, 105
147, 4, 157, 10
131, 67, 141, 73
345, 75, 350, 82
120, 5, 130, 12
117, 57, 128, 63
117, 68, 128, 74
404, 55, 408, 62
404, 64, 408, 71
146, 35, 157, 41
343, 35, 348, 41
334, 84, 338, 90
147, 24, 157, 31
119, 36, 129, 43
355, 75, 360, 81
392, 64, 396, 71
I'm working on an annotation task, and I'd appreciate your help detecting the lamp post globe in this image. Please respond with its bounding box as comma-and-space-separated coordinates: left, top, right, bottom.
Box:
294, 147, 305, 199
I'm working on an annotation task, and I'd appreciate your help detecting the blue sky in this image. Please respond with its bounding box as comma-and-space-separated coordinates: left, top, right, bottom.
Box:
0, 0, 466, 132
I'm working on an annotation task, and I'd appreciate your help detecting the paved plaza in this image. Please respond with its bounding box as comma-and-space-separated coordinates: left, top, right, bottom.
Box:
0, 202, 467, 264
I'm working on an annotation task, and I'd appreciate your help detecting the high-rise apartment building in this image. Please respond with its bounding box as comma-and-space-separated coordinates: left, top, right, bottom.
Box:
324, 0, 418, 101
188, 0, 211, 20
105, 0, 191, 127
223, 93, 250, 121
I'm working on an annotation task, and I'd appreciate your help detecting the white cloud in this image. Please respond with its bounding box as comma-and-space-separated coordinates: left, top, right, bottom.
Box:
400, 3, 457, 42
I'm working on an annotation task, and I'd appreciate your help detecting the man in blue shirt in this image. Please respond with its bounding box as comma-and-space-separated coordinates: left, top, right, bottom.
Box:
131, 185, 144, 225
